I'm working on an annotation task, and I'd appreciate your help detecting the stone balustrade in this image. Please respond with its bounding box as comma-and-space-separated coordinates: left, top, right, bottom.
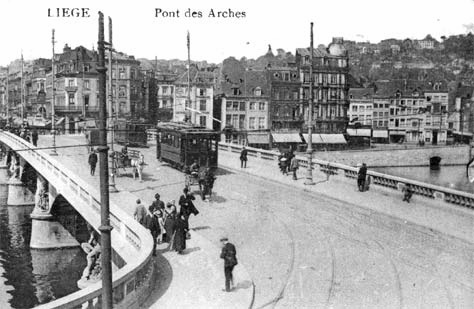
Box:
0, 131, 156, 309
219, 142, 474, 209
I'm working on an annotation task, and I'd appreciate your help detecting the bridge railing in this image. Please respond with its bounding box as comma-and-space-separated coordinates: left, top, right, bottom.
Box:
219, 142, 474, 209
0, 131, 155, 309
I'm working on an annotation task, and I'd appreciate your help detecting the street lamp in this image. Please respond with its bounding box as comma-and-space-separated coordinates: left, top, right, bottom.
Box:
50, 29, 58, 156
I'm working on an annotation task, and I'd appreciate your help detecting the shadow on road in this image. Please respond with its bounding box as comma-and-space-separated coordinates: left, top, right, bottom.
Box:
140, 254, 173, 308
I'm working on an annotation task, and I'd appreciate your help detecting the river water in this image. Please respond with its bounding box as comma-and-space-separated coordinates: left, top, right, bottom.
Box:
372, 165, 474, 194
0, 182, 86, 308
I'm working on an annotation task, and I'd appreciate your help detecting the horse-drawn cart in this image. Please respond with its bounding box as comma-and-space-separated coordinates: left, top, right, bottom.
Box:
111, 149, 145, 181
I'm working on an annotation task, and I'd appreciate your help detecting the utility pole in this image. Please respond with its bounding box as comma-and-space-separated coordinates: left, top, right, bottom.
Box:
186, 31, 192, 123
50, 30, 58, 156
6, 66, 9, 126
305, 22, 315, 185
107, 16, 118, 192
97, 12, 113, 309
20, 53, 24, 121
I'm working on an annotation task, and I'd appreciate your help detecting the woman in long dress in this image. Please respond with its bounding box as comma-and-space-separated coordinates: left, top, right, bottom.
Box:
173, 212, 189, 254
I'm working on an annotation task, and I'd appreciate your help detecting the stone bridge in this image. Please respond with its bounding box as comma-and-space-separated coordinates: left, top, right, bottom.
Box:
0, 131, 155, 308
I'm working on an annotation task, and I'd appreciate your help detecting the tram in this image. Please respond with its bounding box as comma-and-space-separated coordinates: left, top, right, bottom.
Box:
114, 119, 152, 147
156, 122, 219, 170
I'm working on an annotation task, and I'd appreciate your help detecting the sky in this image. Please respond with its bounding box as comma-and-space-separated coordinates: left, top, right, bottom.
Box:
1, 0, 474, 66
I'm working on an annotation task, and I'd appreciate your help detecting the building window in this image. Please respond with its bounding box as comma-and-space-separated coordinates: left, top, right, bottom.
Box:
119, 68, 126, 79
232, 115, 239, 127
226, 115, 232, 126
259, 102, 265, 110
249, 102, 256, 110
84, 79, 90, 89
240, 102, 246, 111
68, 79, 74, 87
258, 117, 265, 129
119, 86, 126, 98
200, 116, 207, 127
232, 88, 241, 95
254, 87, 262, 96
232, 102, 239, 111
199, 88, 206, 96
239, 115, 245, 129
352, 105, 357, 112
68, 94, 75, 105
200, 100, 206, 111
249, 117, 256, 129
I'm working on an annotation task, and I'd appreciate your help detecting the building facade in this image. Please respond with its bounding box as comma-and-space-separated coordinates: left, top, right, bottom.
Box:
295, 37, 350, 134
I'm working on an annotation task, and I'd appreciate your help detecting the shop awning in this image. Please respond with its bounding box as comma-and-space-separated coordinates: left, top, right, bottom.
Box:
271, 133, 302, 143
452, 131, 473, 137
302, 134, 324, 144
346, 128, 371, 137
247, 133, 270, 144
56, 117, 65, 126
320, 134, 347, 144
372, 130, 388, 138
303, 134, 347, 144
389, 130, 406, 135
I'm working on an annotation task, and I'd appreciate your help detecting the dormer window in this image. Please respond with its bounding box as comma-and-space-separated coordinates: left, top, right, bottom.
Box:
232, 87, 241, 96
254, 87, 262, 96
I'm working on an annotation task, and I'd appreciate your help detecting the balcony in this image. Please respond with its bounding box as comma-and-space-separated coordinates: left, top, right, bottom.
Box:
54, 105, 86, 113
65, 86, 78, 92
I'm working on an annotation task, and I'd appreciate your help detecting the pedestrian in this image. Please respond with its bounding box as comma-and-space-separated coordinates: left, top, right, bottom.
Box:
357, 163, 367, 192
88, 149, 98, 176
151, 193, 165, 212
133, 199, 147, 226
178, 187, 199, 224
173, 212, 189, 254
163, 202, 177, 244
290, 156, 299, 180
142, 205, 161, 256
240, 147, 248, 168
220, 237, 238, 292
402, 185, 413, 203
155, 209, 165, 244
31, 129, 38, 146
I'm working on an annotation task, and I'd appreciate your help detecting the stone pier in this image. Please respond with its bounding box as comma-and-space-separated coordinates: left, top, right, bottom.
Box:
30, 174, 80, 249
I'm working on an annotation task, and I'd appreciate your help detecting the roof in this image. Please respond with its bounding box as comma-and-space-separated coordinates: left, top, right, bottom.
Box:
349, 88, 375, 100
296, 47, 333, 58
271, 133, 302, 143
372, 130, 388, 138
157, 121, 216, 134
175, 66, 215, 85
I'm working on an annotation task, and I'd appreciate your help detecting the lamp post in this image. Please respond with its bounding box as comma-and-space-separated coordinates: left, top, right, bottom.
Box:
106, 16, 118, 192
50, 29, 58, 156
97, 12, 113, 308
304, 22, 315, 185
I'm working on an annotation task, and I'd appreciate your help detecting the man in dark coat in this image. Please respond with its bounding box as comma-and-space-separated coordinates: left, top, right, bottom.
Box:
178, 188, 199, 224
142, 205, 161, 256
173, 212, 189, 254
357, 163, 367, 192
31, 129, 39, 146
240, 147, 248, 168
88, 149, 98, 176
220, 237, 238, 292
151, 193, 165, 212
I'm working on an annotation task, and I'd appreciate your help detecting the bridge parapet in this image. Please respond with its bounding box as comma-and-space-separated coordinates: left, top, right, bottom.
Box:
0, 131, 155, 308
219, 142, 474, 209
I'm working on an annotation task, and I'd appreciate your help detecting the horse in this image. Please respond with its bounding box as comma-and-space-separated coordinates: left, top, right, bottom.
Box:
130, 153, 145, 181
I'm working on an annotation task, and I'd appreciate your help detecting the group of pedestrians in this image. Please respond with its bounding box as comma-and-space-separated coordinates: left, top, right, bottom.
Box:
6, 125, 39, 146
278, 150, 299, 180
134, 190, 199, 256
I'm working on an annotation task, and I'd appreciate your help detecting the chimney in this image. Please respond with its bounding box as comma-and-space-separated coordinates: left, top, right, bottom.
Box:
63, 44, 71, 53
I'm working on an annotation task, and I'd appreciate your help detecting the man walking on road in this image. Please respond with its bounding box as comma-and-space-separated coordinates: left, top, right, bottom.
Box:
133, 199, 147, 226
220, 237, 238, 292
31, 129, 39, 146
88, 149, 98, 176
240, 147, 248, 168
290, 156, 299, 180
151, 193, 165, 212
143, 205, 161, 256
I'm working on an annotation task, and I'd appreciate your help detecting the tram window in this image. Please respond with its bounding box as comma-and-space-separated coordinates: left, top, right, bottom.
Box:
201, 139, 208, 150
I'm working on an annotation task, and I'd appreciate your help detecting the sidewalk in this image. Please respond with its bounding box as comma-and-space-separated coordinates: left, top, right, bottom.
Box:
219, 150, 474, 244
37, 136, 254, 309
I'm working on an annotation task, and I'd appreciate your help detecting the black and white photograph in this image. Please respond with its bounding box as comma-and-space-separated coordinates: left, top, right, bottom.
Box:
0, 0, 474, 308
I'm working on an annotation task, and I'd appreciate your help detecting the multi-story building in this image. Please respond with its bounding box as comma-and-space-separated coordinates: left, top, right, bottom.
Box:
155, 72, 177, 123
423, 84, 449, 144
295, 37, 350, 134
448, 85, 474, 143
268, 66, 303, 131
348, 88, 374, 126
215, 57, 270, 146
140, 70, 157, 123
173, 66, 215, 129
